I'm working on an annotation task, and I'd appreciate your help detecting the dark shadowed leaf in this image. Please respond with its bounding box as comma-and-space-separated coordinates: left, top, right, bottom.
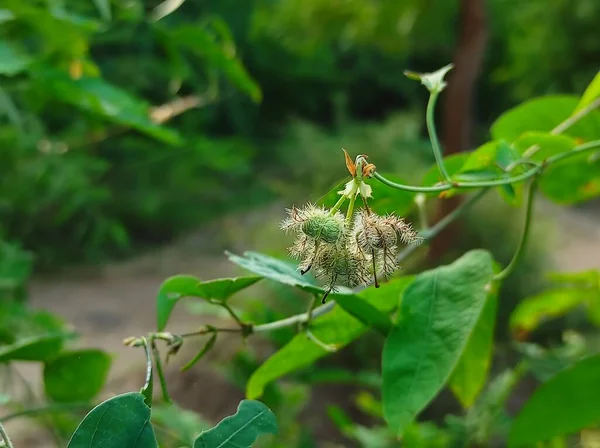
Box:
67, 392, 157, 448
44, 349, 112, 403
382, 250, 494, 435
246, 277, 414, 399
509, 354, 600, 447
193, 400, 277, 448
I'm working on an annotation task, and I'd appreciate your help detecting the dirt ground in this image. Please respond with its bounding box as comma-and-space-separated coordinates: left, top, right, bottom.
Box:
4, 200, 600, 446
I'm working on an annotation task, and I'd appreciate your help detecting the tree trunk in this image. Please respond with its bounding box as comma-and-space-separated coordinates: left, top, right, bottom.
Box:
428, 0, 489, 262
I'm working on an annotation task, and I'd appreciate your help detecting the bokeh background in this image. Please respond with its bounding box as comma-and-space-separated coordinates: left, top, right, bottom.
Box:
1, 0, 600, 446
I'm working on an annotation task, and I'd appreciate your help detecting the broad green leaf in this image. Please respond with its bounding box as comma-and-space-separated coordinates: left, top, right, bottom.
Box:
333, 293, 392, 336
67, 392, 157, 448
319, 173, 416, 216
576, 71, 600, 113
491, 95, 600, 143
509, 354, 600, 447
167, 24, 261, 102
193, 400, 277, 448
32, 69, 181, 145
539, 151, 600, 204
0, 40, 30, 76
510, 288, 591, 335
92, 0, 111, 20
513, 132, 576, 161
0, 334, 66, 362
449, 289, 498, 409
226, 251, 352, 296
44, 349, 112, 403
246, 277, 414, 399
382, 250, 494, 435
156, 275, 260, 330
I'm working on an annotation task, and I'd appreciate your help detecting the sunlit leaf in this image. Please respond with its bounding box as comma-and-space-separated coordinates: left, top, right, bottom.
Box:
576, 71, 600, 113
509, 354, 600, 447
491, 95, 600, 143
193, 400, 277, 448
67, 392, 158, 447
382, 250, 494, 435
513, 132, 576, 161
0, 40, 31, 76
539, 151, 600, 204
510, 288, 591, 335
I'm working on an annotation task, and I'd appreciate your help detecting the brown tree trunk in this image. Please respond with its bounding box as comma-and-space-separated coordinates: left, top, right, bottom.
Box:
428, 0, 488, 262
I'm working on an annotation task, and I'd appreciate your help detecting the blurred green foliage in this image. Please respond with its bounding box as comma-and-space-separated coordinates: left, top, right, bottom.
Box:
1, 0, 599, 267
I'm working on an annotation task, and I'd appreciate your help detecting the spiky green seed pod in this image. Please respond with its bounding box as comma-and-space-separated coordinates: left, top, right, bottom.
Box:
301, 214, 345, 244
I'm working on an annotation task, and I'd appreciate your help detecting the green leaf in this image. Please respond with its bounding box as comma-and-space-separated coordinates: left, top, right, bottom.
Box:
92, 0, 111, 21
0, 40, 31, 76
246, 277, 414, 399
382, 250, 494, 435
510, 288, 591, 335
404, 64, 453, 94
576, 71, 600, 113
32, 69, 181, 145
449, 289, 498, 408
333, 293, 392, 336
167, 24, 262, 102
513, 132, 576, 161
509, 354, 600, 447
157, 275, 260, 330
0, 333, 67, 363
193, 400, 277, 448
539, 151, 600, 204
422, 153, 470, 189
226, 251, 352, 296
152, 403, 211, 446
491, 95, 600, 143
44, 349, 112, 403
67, 392, 158, 448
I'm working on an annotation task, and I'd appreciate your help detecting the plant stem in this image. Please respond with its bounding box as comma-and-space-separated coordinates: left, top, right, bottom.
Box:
493, 178, 538, 281
345, 189, 358, 224
329, 194, 346, 215
373, 139, 600, 193
0, 403, 90, 423
0, 422, 13, 448
151, 339, 172, 404
426, 91, 452, 183
218, 302, 246, 328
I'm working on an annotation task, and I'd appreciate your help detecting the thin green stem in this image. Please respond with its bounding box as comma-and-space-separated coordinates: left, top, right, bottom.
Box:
493, 178, 538, 281
373, 139, 600, 194
151, 340, 172, 404
346, 191, 357, 224
218, 302, 246, 328
0, 421, 13, 448
329, 194, 346, 215
426, 91, 452, 183
0, 403, 90, 423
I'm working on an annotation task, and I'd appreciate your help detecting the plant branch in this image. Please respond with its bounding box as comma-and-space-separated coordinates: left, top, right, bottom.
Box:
426, 91, 452, 182
493, 177, 538, 281
0, 421, 13, 448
